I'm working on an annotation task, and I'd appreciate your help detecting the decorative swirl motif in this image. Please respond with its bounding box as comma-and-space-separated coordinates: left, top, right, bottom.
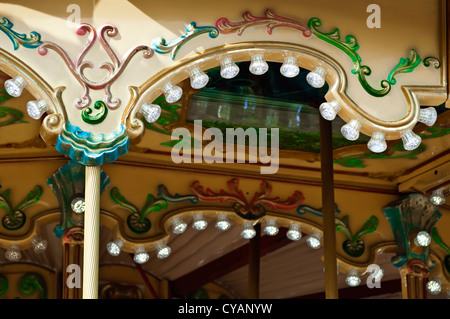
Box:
158, 184, 199, 204
81, 100, 108, 124
38, 23, 153, 110
18, 273, 47, 299
297, 204, 341, 217
297, 204, 378, 257
387, 49, 421, 85
0, 185, 42, 230
335, 215, 378, 257
0, 17, 42, 50
190, 178, 304, 220
308, 17, 424, 97
0, 274, 8, 297
110, 186, 168, 234
422, 56, 441, 69
152, 22, 219, 60
0, 106, 28, 127
216, 9, 311, 38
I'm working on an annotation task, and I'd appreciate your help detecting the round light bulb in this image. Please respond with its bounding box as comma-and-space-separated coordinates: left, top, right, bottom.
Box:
341, 119, 362, 141
134, 247, 149, 264
414, 231, 431, 247
31, 237, 48, 254
241, 222, 256, 239
161, 81, 183, 104
71, 197, 85, 214
220, 57, 239, 79
215, 214, 231, 231
367, 132, 387, 153
401, 130, 422, 151
306, 232, 322, 249
286, 224, 302, 241
5, 75, 26, 97
430, 189, 445, 206
192, 213, 208, 231
155, 242, 171, 259
280, 56, 300, 78
319, 100, 341, 121
249, 54, 269, 75
263, 219, 279, 236
189, 67, 209, 89
106, 239, 124, 256
140, 103, 161, 123
345, 270, 361, 287
5, 244, 21, 261
27, 99, 48, 120
426, 279, 442, 295
418, 107, 437, 126
306, 66, 326, 88
171, 217, 187, 234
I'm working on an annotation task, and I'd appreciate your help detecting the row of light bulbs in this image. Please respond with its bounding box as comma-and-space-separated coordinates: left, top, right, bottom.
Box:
106, 214, 324, 264
6, 54, 439, 156
3, 237, 48, 262
344, 265, 445, 298
139, 54, 438, 154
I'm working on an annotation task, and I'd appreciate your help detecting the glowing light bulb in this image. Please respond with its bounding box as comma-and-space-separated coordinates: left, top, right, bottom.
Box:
27, 99, 48, 120
286, 224, 302, 241
341, 119, 362, 141
5, 75, 26, 97
133, 247, 149, 264
414, 231, 431, 247
280, 56, 300, 78
426, 278, 442, 295
249, 54, 269, 75
171, 217, 187, 234
161, 81, 183, 104
418, 107, 437, 126
192, 213, 208, 231
31, 236, 48, 254
306, 232, 322, 249
215, 214, 231, 231
241, 222, 256, 239
71, 197, 85, 214
319, 100, 341, 121
345, 270, 361, 287
5, 244, 21, 261
106, 239, 124, 256
367, 132, 387, 153
155, 242, 171, 259
189, 67, 209, 89
263, 219, 279, 236
430, 189, 445, 206
140, 103, 161, 123
220, 57, 240, 79
401, 130, 422, 151
306, 66, 326, 88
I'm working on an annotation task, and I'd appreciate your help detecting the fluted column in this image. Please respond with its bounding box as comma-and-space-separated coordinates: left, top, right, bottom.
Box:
319, 114, 338, 299
62, 226, 84, 299
400, 259, 429, 299
83, 165, 101, 299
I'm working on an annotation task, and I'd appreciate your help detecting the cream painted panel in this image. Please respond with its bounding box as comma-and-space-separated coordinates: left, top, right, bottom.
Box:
0, 0, 445, 138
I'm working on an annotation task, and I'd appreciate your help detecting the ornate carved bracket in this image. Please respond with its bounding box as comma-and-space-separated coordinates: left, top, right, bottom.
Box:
383, 193, 441, 269
190, 178, 304, 220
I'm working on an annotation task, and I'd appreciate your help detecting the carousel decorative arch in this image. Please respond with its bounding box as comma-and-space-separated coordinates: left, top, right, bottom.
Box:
0, 1, 447, 300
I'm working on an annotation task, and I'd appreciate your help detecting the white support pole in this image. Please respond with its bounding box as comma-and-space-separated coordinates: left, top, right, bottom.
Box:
83, 165, 101, 299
